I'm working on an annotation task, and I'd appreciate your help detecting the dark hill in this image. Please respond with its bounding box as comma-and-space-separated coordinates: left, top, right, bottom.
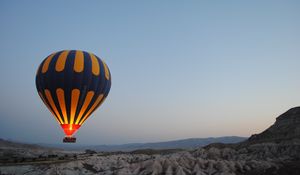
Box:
246, 106, 300, 144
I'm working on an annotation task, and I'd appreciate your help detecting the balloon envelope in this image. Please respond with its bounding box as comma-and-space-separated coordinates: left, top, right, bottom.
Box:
36, 50, 111, 137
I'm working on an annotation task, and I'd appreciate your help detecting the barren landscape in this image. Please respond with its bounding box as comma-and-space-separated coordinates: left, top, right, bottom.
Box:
1, 107, 300, 175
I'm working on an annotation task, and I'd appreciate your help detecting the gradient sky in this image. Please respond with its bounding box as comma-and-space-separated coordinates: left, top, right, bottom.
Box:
0, 1, 299, 145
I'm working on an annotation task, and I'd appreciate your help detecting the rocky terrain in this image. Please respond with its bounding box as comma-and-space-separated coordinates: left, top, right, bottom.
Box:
0, 107, 300, 175
0, 139, 80, 160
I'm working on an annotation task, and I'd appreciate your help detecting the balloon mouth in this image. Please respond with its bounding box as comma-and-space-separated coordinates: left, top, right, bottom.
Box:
61, 124, 81, 137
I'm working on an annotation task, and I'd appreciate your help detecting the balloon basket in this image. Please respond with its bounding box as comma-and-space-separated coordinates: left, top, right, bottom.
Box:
63, 136, 76, 143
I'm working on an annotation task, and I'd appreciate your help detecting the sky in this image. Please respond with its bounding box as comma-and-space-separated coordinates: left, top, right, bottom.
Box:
0, 0, 299, 145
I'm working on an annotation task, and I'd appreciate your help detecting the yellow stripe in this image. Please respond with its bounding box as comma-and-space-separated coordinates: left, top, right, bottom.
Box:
80, 96, 106, 125
79, 94, 104, 125
38, 92, 60, 123
74, 50, 84, 72
94, 96, 106, 111
55, 51, 69, 72
75, 91, 94, 124
90, 53, 100, 75
42, 53, 55, 73
56, 88, 68, 124
102, 61, 110, 80
70, 89, 80, 124
44, 89, 64, 124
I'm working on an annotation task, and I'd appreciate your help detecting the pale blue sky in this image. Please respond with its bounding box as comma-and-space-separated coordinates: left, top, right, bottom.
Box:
0, 1, 299, 144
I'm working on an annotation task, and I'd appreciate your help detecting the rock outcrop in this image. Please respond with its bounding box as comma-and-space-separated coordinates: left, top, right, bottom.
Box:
247, 106, 300, 144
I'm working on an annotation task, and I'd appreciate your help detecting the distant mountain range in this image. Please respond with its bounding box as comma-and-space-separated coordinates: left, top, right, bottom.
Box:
38, 136, 246, 151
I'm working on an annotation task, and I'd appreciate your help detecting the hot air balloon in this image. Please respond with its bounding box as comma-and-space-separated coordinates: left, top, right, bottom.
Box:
36, 50, 111, 143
